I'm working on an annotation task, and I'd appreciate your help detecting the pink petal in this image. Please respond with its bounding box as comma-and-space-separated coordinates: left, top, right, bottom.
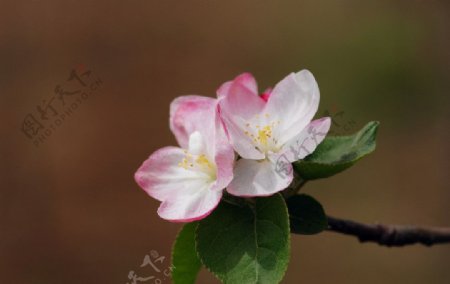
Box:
217, 72, 258, 98
170, 96, 217, 149
218, 75, 266, 159
134, 146, 224, 222
280, 117, 331, 162
212, 139, 235, 192
266, 70, 320, 146
226, 158, 293, 197
157, 187, 223, 222
135, 146, 211, 202
260, 87, 273, 102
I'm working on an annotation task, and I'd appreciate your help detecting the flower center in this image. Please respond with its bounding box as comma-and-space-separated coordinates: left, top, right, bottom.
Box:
177, 131, 217, 180
195, 154, 214, 170
178, 152, 216, 179
257, 125, 272, 147
243, 113, 281, 154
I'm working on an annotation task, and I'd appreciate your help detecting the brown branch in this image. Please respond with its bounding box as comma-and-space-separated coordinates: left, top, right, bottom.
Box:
327, 215, 450, 247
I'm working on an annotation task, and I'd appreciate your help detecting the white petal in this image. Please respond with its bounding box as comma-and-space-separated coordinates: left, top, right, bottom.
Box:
266, 70, 320, 146
157, 185, 223, 222
226, 158, 293, 197
135, 146, 224, 222
218, 81, 266, 159
280, 117, 331, 162
134, 147, 212, 202
188, 131, 204, 155
169, 96, 217, 150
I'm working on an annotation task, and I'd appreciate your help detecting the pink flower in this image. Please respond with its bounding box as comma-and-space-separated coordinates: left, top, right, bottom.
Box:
217, 70, 331, 197
135, 96, 234, 222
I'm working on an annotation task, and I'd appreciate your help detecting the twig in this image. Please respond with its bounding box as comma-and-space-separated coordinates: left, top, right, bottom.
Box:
327, 215, 450, 247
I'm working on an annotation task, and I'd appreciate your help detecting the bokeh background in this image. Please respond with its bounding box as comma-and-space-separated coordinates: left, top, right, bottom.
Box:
1, 0, 449, 283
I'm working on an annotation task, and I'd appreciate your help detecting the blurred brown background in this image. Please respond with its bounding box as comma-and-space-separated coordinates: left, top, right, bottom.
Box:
1, 0, 449, 283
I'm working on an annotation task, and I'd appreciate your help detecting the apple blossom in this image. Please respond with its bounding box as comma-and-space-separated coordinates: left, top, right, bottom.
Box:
217, 70, 331, 196
135, 96, 234, 222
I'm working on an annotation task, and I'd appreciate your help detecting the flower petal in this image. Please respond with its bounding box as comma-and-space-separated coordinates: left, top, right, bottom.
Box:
135, 146, 222, 222
226, 158, 293, 197
280, 117, 331, 162
218, 75, 266, 159
266, 70, 320, 146
135, 146, 212, 202
170, 95, 217, 149
260, 87, 273, 102
212, 138, 235, 192
157, 187, 222, 222
217, 72, 258, 98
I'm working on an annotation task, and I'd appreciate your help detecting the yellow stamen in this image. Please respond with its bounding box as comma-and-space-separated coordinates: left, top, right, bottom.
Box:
196, 154, 213, 169
178, 158, 189, 169
257, 125, 272, 146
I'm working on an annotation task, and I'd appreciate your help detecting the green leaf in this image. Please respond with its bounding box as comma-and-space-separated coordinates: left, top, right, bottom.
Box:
196, 194, 290, 284
287, 194, 327, 235
171, 222, 202, 284
294, 121, 379, 180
